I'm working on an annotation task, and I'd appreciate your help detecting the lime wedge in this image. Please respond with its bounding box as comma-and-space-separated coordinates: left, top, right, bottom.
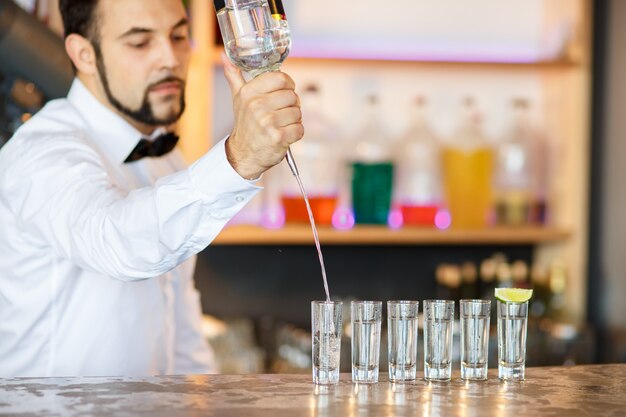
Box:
494, 288, 533, 303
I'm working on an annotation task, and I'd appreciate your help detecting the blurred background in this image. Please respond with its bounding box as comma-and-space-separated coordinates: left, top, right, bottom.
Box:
1, 0, 624, 374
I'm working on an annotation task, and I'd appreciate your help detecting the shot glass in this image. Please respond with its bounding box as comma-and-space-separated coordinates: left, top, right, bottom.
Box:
311, 301, 343, 385
351, 301, 382, 383
387, 300, 419, 382
423, 300, 454, 381
460, 299, 491, 380
497, 300, 529, 381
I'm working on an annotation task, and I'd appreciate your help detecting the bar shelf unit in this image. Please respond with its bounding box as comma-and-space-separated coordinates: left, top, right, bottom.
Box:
183, 0, 592, 324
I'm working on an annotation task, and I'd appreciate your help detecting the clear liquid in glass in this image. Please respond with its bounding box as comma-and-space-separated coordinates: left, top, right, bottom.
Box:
217, 2, 291, 77
424, 318, 453, 380
388, 317, 418, 381
351, 319, 381, 383
461, 314, 490, 380
313, 331, 340, 384
498, 316, 527, 380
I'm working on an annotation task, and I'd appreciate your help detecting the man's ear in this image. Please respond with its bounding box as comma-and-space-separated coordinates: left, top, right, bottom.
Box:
65, 34, 98, 75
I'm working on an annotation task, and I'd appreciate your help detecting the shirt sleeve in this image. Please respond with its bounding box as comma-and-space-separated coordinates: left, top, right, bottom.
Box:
172, 256, 218, 374
0, 133, 262, 281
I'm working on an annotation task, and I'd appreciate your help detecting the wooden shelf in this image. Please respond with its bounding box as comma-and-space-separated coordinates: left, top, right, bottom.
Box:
212, 225, 571, 246
212, 47, 579, 71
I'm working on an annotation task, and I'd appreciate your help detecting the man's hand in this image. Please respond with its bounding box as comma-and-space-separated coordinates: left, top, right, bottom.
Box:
222, 55, 304, 180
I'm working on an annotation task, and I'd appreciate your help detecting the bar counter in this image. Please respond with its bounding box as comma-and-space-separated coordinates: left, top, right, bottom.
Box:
1, 364, 625, 416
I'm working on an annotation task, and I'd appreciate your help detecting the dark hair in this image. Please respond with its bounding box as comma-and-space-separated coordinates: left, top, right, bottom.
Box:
59, 0, 100, 43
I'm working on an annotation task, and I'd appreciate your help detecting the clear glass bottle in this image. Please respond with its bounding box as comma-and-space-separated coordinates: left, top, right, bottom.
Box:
393, 97, 442, 227
529, 111, 551, 225
442, 98, 494, 228
349, 96, 394, 225
494, 99, 534, 226
215, 0, 291, 77
260, 169, 285, 229
280, 84, 339, 226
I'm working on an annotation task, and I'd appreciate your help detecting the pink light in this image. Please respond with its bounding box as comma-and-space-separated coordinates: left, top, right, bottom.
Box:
332, 208, 355, 231
290, 41, 547, 64
260, 207, 285, 229
387, 208, 404, 229
435, 210, 452, 230
290, 49, 541, 64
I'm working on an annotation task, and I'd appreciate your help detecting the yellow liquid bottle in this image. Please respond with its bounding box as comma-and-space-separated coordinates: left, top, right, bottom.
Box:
443, 98, 494, 229
443, 147, 493, 228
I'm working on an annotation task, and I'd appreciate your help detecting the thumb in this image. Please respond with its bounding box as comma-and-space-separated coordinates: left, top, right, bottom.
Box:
222, 53, 246, 95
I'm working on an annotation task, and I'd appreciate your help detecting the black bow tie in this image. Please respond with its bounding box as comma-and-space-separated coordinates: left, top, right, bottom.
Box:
124, 132, 179, 163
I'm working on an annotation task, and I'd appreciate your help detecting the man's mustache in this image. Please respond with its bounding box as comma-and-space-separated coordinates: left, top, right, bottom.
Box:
148, 77, 185, 91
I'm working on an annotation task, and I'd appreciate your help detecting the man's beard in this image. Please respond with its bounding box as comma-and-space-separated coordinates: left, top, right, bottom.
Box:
95, 48, 186, 126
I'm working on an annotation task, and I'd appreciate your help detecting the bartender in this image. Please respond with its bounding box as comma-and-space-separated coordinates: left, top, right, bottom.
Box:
0, 0, 303, 377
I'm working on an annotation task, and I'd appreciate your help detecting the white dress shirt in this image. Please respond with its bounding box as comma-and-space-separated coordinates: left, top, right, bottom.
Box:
0, 79, 261, 377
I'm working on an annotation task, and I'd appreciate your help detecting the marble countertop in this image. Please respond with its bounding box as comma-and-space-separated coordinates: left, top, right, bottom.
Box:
1, 365, 625, 416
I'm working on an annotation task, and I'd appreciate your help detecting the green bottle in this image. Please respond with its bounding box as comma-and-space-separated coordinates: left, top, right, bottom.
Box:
350, 96, 394, 225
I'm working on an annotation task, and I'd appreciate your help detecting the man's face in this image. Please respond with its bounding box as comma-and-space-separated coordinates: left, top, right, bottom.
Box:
94, 0, 191, 126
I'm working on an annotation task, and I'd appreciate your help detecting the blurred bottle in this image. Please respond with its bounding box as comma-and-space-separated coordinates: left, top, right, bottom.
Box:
1, 78, 44, 149
442, 98, 494, 228
480, 257, 498, 321
460, 261, 479, 300
492, 252, 508, 267
496, 261, 513, 289
547, 259, 568, 320
511, 260, 531, 289
530, 263, 550, 318
393, 96, 442, 227
260, 169, 285, 229
436, 264, 451, 300
529, 112, 551, 225
494, 99, 534, 226
479, 257, 497, 300
435, 263, 461, 301
349, 95, 394, 224
281, 84, 339, 226
446, 264, 462, 301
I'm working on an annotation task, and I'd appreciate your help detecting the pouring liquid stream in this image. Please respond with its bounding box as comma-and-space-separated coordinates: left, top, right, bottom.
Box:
216, 0, 336, 353
241, 63, 332, 302
289, 152, 337, 347
286, 150, 331, 302
221, 21, 331, 301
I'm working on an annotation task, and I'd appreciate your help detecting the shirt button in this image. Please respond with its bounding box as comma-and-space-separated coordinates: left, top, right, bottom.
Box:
235, 196, 245, 203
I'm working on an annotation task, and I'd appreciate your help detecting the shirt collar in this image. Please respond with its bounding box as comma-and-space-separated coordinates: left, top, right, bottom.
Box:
67, 78, 162, 164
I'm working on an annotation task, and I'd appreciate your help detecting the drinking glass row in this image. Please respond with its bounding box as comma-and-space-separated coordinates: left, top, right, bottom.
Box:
311, 299, 529, 385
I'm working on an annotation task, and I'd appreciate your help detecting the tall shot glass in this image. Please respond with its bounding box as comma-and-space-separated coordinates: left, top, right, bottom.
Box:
497, 300, 529, 381
460, 299, 491, 380
351, 301, 382, 383
311, 301, 343, 385
387, 301, 419, 382
423, 300, 454, 381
